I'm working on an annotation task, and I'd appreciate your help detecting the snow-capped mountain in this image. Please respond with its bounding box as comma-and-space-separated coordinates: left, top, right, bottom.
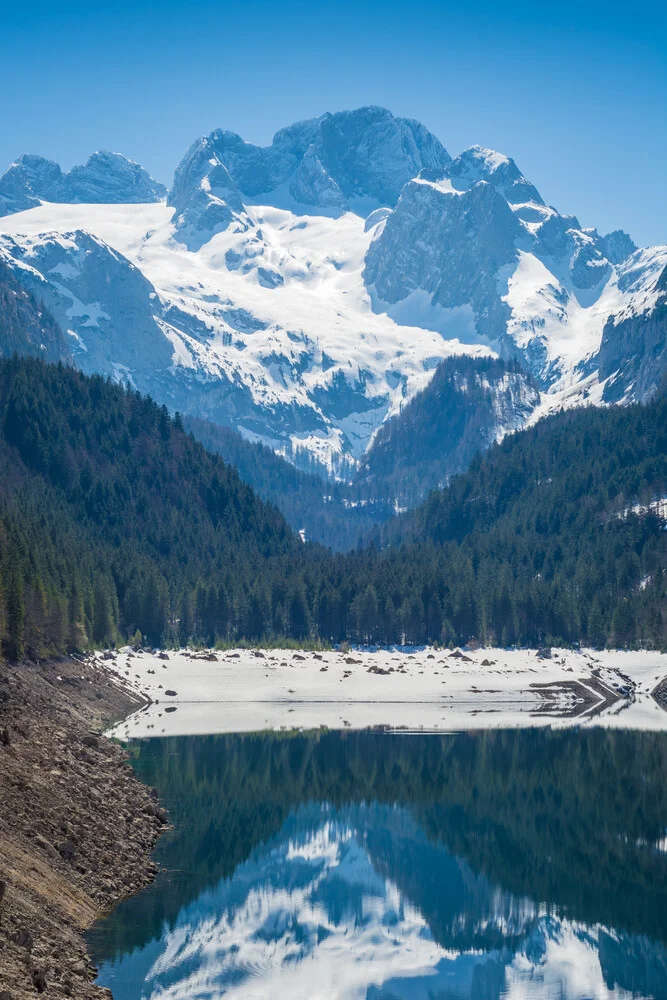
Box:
0, 107, 664, 475
364, 144, 665, 398
0, 151, 166, 216
169, 105, 451, 242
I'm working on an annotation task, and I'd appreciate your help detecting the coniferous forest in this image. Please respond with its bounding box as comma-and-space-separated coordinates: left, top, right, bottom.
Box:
0, 355, 665, 657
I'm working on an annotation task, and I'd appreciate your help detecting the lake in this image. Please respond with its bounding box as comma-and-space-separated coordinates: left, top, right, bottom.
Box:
88, 727, 667, 999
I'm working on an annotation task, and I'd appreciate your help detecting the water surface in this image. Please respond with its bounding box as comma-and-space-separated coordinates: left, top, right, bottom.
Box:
89, 728, 667, 999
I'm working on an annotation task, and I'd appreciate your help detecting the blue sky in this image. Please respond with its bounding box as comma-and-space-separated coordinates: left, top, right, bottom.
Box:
2, 0, 665, 246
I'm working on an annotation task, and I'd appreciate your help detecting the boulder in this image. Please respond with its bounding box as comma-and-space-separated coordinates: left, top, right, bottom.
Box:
58, 840, 77, 861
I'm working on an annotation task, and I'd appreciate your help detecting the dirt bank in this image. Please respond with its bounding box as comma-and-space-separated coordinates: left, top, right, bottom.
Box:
0, 655, 167, 1000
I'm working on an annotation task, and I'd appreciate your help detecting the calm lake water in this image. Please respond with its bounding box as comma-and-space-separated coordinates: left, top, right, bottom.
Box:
88, 728, 667, 999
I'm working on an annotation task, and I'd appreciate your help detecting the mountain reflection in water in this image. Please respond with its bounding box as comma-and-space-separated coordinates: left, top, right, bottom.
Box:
89, 728, 667, 999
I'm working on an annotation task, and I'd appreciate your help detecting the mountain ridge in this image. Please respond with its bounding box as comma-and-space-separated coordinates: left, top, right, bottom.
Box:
0, 105, 664, 500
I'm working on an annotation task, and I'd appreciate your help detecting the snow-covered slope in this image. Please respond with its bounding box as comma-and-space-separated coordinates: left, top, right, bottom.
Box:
0, 200, 489, 468
0, 106, 664, 474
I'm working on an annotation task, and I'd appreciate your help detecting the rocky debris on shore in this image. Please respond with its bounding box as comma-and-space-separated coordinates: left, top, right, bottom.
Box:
0, 657, 168, 1000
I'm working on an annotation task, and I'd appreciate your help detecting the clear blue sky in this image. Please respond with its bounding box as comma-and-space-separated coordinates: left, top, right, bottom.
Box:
2, 0, 665, 246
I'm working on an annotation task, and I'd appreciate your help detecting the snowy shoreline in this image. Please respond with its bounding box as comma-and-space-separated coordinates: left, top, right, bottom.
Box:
95, 645, 667, 738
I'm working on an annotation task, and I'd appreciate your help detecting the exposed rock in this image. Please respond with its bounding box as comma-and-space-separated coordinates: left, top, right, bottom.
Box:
34, 836, 59, 862
0, 230, 174, 384
364, 173, 522, 350
598, 260, 667, 402
168, 106, 451, 238
30, 969, 46, 993
599, 229, 637, 265
57, 840, 77, 862
446, 145, 543, 205
0, 155, 63, 216
0, 657, 166, 1000
289, 145, 347, 211
0, 151, 165, 218
61, 151, 166, 204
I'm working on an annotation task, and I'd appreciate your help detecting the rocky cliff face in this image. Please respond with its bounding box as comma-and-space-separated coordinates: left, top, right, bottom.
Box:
0, 152, 166, 216
598, 259, 667, 402
167, 106, 451, 243
0, 231, 172, 383
364, 175, 522, 348
364, 144, 656, 392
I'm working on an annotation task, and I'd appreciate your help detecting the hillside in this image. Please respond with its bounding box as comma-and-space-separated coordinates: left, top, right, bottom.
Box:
0, 256, 71, 363
185, 416, 394, 550
356, 355, 539, 507
186, 356, 541, 544
0, 356, 303, 659
0, 355, 664, 656
364, 399, 667, 648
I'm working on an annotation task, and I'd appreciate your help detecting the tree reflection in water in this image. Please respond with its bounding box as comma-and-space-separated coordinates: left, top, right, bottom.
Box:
89, 728, 667, 999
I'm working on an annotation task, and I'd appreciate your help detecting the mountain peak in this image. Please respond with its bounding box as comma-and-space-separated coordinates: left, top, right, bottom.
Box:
168, 107, 451, 240
0, 150, 166, 217
599, 229, 638, 264
446, 145, 543, 206
63, 151, 167, 204
0, 154, 63, 215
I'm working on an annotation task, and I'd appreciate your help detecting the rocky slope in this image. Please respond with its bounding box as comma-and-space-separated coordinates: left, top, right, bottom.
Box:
356, 355, 539, 506
0, 256, 72, 363
0, 655, 167, 1000
598, 258, 667, 402
0, 106, 664, 481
